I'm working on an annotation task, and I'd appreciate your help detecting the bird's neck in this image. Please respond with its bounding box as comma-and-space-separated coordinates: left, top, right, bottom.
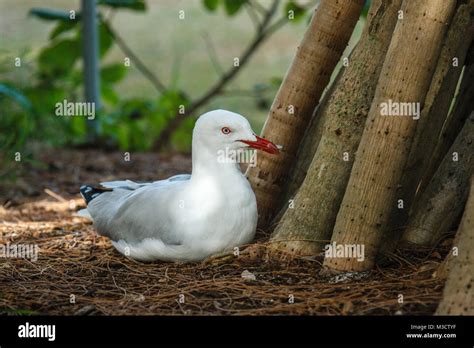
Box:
191, 144, 243, 181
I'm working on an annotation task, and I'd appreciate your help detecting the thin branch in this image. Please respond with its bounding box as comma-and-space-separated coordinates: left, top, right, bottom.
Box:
264, 0, 318, 37
248, 0, 267, 16
244, 2, 262, 31
169, 48, 183, 89
101, 16, 167, 94
153, 0, 281, 150
201, 32, 225, 76
263, 11, 292, 37
220, 89, 261, 97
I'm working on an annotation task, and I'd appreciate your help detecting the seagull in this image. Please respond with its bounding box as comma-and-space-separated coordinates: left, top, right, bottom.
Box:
78, 109, 279, 262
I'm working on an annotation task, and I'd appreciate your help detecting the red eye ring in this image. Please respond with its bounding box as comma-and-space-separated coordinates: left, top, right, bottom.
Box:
221, 127, 231, 134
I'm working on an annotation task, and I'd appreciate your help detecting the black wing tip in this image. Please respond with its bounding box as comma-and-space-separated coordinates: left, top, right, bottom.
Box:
80, 185, 110, 205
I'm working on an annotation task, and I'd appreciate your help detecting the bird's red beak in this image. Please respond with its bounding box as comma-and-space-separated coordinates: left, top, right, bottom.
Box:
239, 135, 279, 154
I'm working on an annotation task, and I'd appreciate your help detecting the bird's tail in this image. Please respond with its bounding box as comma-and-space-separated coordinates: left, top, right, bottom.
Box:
79, 185, 112, 204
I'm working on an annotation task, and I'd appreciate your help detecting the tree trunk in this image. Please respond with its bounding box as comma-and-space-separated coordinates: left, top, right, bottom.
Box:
420, 54, 474, 195
280, 67, 344, 207
246, 0, 365, 227
436, 177, 474, 315
401, 112, 474, 246
434, 231, 460, 280
323, 0, 457, 273
270, 0, 402, 256
378, 1, 474, 258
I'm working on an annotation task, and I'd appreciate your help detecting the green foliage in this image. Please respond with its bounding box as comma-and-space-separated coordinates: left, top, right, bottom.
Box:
0, 79, 36, 179
98, 0, 146, 11
362, 0, 371, 18
0, 84, 33, 112
155, 90, 192, 151
50, 21, 78, 40
38, 39, 81, 77
29, 8, 79, 22
101, 63, 127, 83
102, 98, 157, 150
98, 22, 114, 57
203, 0, 219, 12
0, 84, 34, 150
171, 116, 195, 152
201, 0, 246, 16
95, 90, 190, 151
201, 0, 312, 22
223, 0, 247, 15
284, 1, 306, 23
3, 0, 325, 169
2, 0, 198, 155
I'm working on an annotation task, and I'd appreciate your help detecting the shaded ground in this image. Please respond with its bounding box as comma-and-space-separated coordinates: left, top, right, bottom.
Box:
0, 148, 450, 315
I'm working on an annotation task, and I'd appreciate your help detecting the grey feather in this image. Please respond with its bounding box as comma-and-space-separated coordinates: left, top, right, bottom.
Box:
88, 175, 191, 245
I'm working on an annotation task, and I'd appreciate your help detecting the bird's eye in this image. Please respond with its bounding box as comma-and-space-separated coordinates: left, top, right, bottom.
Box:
221, 127, 231, 135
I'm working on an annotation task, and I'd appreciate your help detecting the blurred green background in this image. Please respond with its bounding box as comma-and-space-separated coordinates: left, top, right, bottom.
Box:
0, 0, 365, 179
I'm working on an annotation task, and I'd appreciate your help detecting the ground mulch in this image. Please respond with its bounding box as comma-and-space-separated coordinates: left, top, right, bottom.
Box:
0, 148, 450, 315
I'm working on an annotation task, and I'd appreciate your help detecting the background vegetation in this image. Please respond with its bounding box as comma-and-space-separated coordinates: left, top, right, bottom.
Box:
0, 0, 365, 181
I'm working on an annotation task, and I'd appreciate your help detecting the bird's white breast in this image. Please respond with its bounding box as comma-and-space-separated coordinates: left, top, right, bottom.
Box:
174, 172, 257, 255
110, 171, 257, 262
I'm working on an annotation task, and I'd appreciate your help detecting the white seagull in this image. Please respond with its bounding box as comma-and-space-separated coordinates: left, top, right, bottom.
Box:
78, 109, 279, 262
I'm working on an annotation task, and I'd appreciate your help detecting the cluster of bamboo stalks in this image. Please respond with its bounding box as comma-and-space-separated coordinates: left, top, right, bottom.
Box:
246, 0, 473, 315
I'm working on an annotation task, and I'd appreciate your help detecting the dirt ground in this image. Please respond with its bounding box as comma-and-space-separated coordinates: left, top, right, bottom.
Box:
0, 148, 451, 315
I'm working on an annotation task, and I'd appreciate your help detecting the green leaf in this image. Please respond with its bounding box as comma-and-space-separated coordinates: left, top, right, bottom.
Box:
38, 39, 80, 77
116, 123, 131, 149
24, 87, 66, 114
284, 1, 306, 22
171, 116, 194, 152
223, 0, 246, 16
0, 84, 33, 112
157, 90, 189, 115
50, 21, 77, 40
203, 0, 219, 11
99, 22, 114, 57
120, 98, 155, 116
70, 69, 84, 86
29, 8, 79, 22
98, 0, 146, 11
361, 0, 371, 18
101, 85, 119, 105
70, 115, 87, 138
101, 63, 127, 83
102, 98, 160, 150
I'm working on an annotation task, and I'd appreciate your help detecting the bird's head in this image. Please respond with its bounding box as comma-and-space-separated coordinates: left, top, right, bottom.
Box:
193, 110, 279, 158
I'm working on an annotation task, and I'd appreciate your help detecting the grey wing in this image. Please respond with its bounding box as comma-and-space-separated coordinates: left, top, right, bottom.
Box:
100, 174, 191, 190
167, 174, 191, 182
89, 175, 190, 244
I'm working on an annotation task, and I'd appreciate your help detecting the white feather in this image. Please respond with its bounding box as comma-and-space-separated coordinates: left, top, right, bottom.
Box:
75, 208, 92, 219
